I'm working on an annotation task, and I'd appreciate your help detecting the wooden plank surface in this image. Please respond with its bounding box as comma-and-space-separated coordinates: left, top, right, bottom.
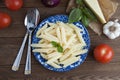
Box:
0, 0, 120, 80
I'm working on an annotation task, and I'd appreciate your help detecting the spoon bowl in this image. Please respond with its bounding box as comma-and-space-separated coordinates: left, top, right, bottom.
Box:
26, 8, 40, 32
24, 15, 27, 27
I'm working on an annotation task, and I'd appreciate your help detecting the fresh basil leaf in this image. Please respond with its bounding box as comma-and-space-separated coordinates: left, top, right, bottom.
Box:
81, 15, 89, 27
51, 41, 58, 47
68, 8, 82, 23
57, 46, 63, 53
76, 0, 83, 5
82, 7, 96, 20
51, 41, 63, 53
68, 0, 97, 27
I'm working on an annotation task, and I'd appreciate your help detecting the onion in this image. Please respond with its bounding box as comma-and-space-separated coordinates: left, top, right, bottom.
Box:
41, 0, 60, 7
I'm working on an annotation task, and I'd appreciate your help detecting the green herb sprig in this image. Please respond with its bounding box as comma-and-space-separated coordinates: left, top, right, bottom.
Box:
51, 41, 63, 53
68, 0, 96, 27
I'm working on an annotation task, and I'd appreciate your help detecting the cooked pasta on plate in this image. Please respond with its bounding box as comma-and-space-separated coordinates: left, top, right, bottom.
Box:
32, 15, 90, 72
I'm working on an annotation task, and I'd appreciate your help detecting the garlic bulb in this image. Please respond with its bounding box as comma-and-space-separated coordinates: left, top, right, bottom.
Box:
103, 19, 120, 39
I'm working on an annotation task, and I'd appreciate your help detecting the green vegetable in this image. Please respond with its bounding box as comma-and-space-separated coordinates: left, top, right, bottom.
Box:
51, 41, 63, 53
76, 0, 83, 6
51, 41, 58, 47
68, 8, 82, 23
68, 0, 96, 27
81, 15, 89, 27
82, 7, 96, 20
57, 46, 63, 53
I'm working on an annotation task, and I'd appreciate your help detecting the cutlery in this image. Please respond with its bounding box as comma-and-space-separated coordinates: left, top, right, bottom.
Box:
24, 8, 40, 75
12, 14, 29, 71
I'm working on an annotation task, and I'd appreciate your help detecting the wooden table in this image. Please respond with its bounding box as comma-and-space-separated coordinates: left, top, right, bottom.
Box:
0, 0, 120, 80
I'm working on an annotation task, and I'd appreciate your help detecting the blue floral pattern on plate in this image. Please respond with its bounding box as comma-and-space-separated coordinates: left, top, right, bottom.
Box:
32, 14, 90, 72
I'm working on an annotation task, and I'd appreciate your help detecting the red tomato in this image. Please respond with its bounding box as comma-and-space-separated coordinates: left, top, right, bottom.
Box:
0, 12, 11, 29
5, 0, 23, 11
94, 44, 114, 63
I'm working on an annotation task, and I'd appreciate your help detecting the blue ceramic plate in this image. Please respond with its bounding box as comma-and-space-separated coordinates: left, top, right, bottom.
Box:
32, 14, 90, 72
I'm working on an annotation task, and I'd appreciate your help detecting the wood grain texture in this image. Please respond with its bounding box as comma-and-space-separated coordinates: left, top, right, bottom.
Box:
0, 0, 120, 80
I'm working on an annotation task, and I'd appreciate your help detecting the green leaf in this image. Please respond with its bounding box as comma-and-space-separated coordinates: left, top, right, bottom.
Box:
51, 41, 63, 53
51, 41, 58, 47
68, 8, 82, 23
76, 0, 83, 5
68, 0, 97, 27
82, 7, 96, 20
81, 15, 89, 27
57, 46, 63, 53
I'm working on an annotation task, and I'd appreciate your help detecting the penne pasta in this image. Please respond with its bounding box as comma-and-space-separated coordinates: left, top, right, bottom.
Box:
56, 27, 62, 44
47, 62, 61, 68
44, 32, 59, 42
31, 21, 88, 68
63, 34, 76, 50
60, 26, 67, 44
67, 23, 82, 32
44, 24, 55, 32
59, 49, 74, 61
60, 56, 80, 68
72, 49, 88, 56
38, 34, 59, 42
33, 48, 56, 53
36, 23, 48, 37
47, 54, 62, 64
47, 52, 61, 59
38, 39, 44, 43
48, 29, 56, 35
57, 22, 74, 33
74, 29, 86, 46
31, 44, 52, 48
41, 53, 48, 60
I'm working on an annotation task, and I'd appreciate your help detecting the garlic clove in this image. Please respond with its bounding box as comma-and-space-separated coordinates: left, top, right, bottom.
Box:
103, 21, 114, 29
108, 33, 116, 39
103, 29, 110, 35
114, 23, 120, 28
114, 19, 119, 23
116, 28, 120, 32
113, 30, 120, 37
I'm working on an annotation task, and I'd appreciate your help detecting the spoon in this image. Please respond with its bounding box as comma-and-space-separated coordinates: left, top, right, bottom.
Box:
11, 8, 40, 73
24, 8, 40, 75
12, 15, 29, 71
